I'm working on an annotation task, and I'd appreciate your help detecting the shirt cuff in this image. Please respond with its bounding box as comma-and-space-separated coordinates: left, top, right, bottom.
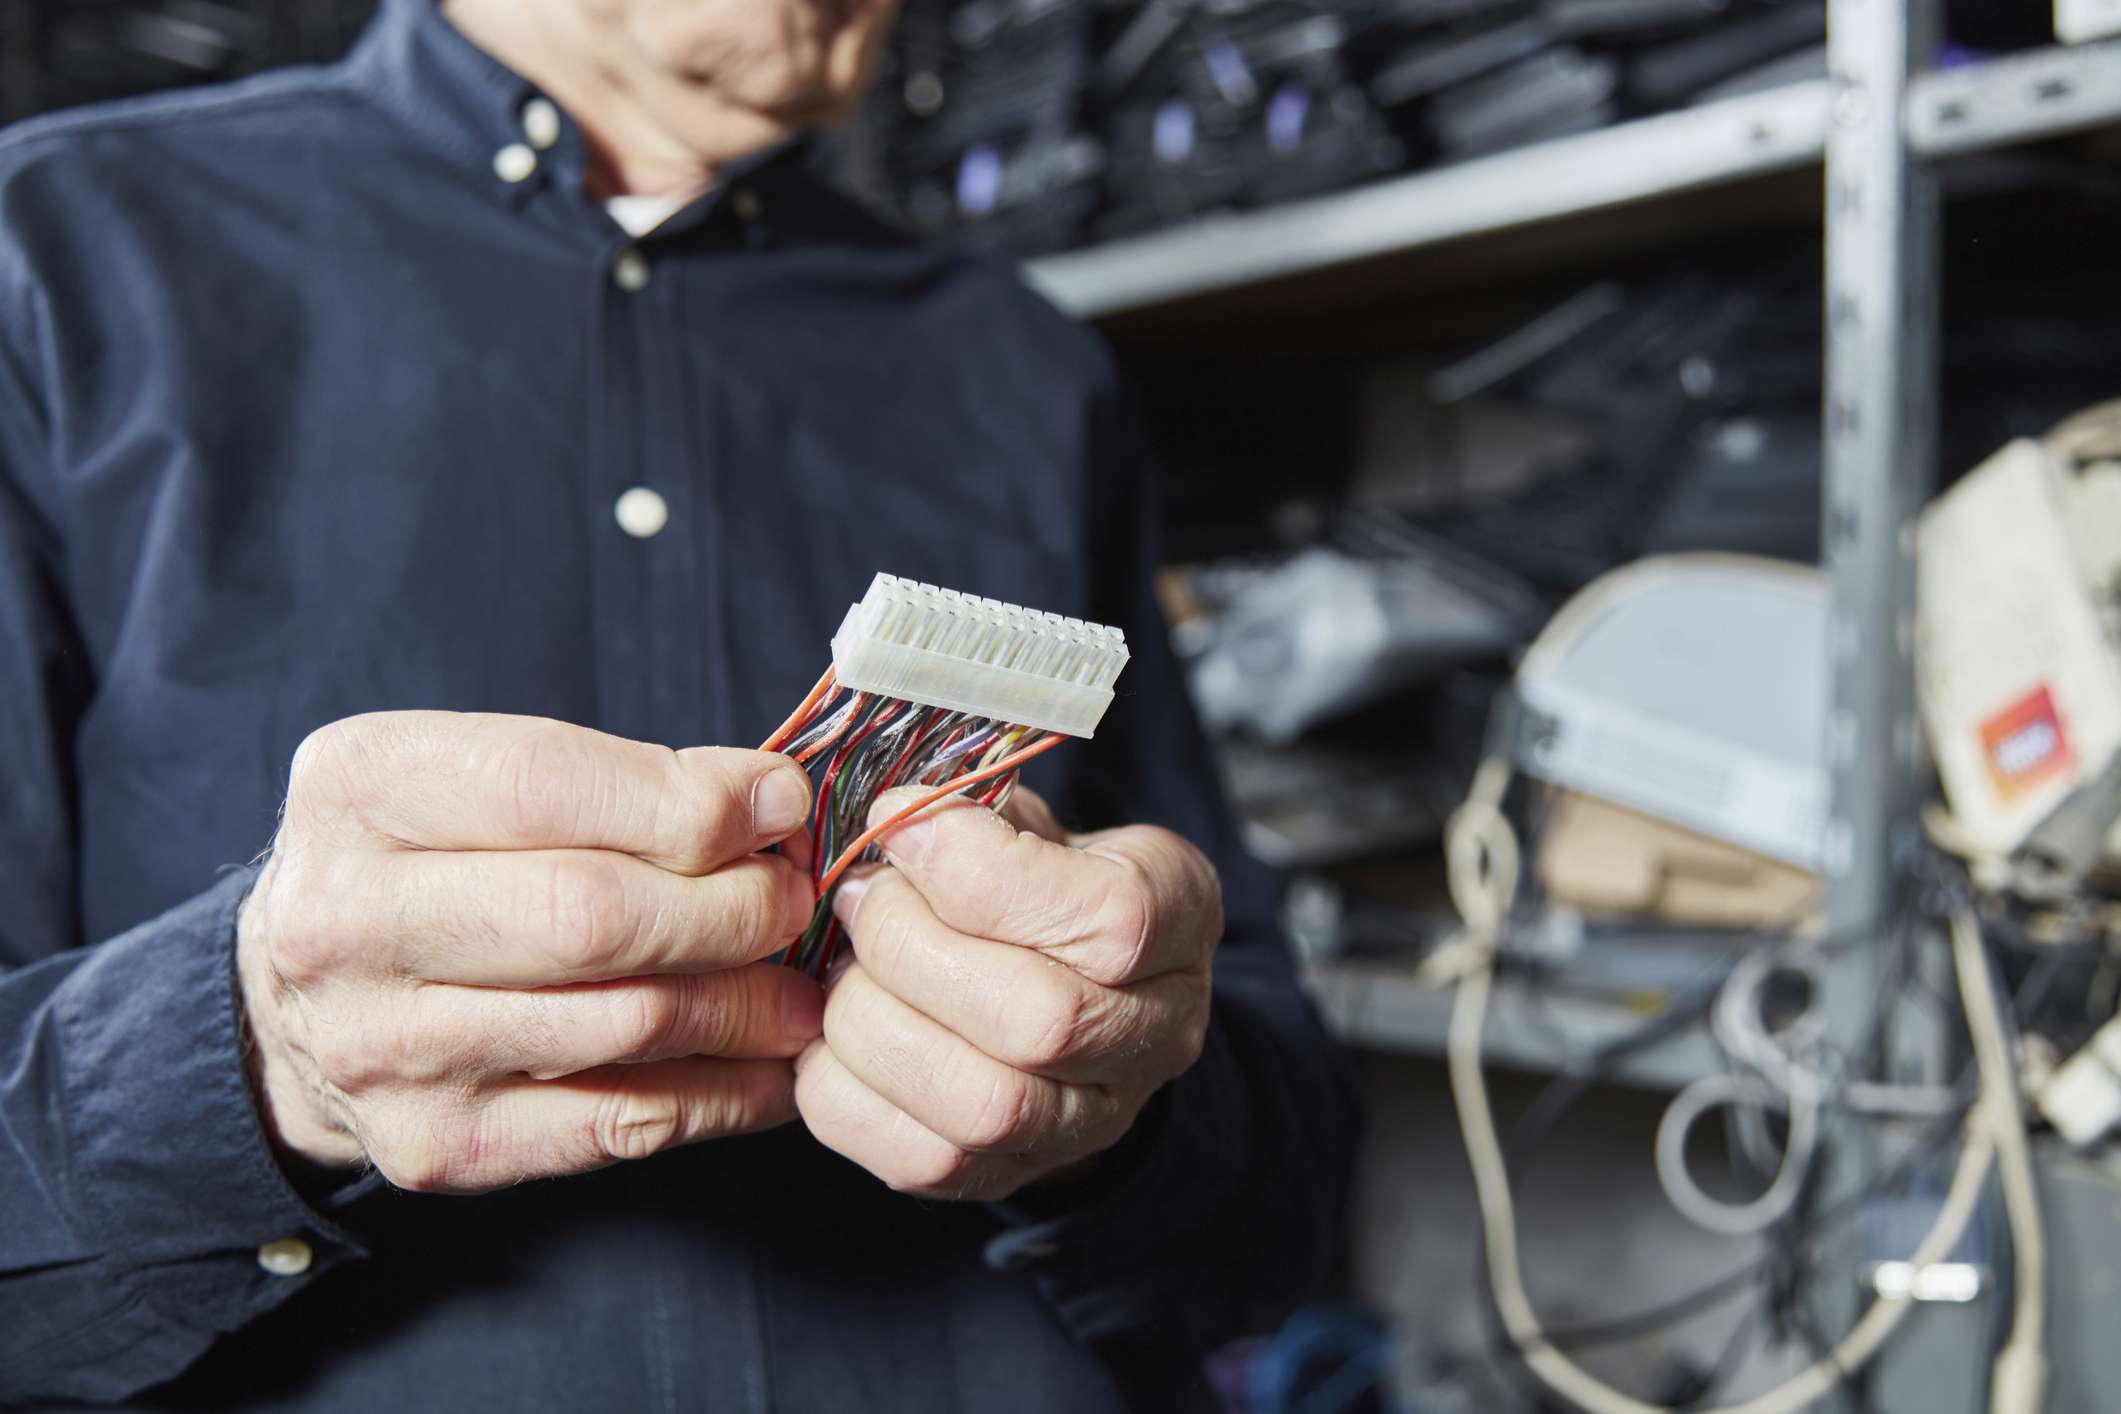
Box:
46, 868, 368, 1393
981, 1007, 1263, 1352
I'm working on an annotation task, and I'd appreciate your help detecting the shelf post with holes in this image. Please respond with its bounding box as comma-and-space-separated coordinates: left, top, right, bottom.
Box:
1821, 0, 1940, 933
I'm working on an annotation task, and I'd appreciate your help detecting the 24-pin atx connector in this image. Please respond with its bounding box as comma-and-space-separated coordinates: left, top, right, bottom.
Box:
759, 574, 1131, 978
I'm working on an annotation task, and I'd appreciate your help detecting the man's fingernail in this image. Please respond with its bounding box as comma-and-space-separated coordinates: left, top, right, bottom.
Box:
831, 872, 872, 926
753, 764, 812, 838
783, 978, 824, 1038
781, 866, 818, 932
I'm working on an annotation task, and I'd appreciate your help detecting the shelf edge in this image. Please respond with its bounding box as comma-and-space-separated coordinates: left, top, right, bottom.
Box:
1907, 39, 2121, 157
1022, 80, 1832, 319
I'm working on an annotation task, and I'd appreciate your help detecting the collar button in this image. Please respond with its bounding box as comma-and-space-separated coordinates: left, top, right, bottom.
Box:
492, 143, 537, 184
521, 98, 562, 151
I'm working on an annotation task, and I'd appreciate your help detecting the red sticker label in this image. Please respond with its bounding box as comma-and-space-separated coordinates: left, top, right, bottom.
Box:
1980, 685, 2073, 801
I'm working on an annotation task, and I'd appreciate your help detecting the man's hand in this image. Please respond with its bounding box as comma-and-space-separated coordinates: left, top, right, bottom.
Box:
237, 712, 824, 1193
793, 786, 1221, 1201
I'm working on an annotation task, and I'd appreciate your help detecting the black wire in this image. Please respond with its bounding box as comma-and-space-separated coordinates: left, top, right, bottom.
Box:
1499, 906, 1941, 1180
1529, 1263, 1763, 1355
1501, 970, 1731, 1173
1473, 846, 2095, 1414
1781, 1292, 1871, 1414
1468, 851, 1983, 1407
1675, 1299, 1770, 1412
1514, 1085, 1974, 1355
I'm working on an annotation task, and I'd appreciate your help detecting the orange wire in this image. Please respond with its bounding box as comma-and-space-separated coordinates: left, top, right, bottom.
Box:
759, 665, 837, 753
793, 692, 870, 765
815, 732, 1067, 897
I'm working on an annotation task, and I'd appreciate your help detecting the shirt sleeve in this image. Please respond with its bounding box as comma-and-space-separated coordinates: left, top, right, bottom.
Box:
981, 372, 1363, 1358
0, 281, 366, 1405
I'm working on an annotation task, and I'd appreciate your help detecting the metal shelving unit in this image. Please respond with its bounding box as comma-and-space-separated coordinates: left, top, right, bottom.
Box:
1024, 79, 1833, 318
1909, 37, 2121, 156
1303, 955, 1724, 1088
1027, 23, 2121, 1070
1027, 39, 2121, 322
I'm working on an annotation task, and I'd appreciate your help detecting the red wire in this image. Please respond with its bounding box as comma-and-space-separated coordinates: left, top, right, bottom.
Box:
808, 698, 907, 881
759, 666, 836, 753
812, 916, 843, 980
874, 706, 944, 795
793, 692, 871, 765
814, 733, 1067, 898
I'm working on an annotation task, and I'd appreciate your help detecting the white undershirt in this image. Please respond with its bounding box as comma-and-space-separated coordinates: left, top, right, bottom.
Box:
604, 192, 694, 238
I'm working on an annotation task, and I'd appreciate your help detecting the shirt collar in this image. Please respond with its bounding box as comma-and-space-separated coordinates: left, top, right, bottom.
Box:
342, 0, 825, 242
346, 0, 583, 195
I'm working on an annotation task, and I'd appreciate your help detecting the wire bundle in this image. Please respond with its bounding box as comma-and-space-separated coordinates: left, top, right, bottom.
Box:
1437, 758, 2044, 1414
760, 665, 1068, 979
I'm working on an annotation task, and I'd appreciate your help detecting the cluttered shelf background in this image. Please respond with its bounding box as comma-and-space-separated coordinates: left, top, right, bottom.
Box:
15, 3, 2121, 1412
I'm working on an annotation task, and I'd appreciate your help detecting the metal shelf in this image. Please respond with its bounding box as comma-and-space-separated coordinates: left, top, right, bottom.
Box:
1302, 957, 1722, 1091
1023, 80, 1831, 320
1909, 38, 2121, 157
1021, 40, 2121, 322
1057, 10, 2120, 1084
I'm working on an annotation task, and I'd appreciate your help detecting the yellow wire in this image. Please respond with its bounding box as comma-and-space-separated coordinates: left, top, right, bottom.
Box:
978, 727, 1025, 772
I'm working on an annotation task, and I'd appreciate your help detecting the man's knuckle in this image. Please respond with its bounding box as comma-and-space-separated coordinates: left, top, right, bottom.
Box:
287, 717, 364, 802
1093, 857, 1159, 978
612, 983, 686, 1062
303, 1023, 367, 1090
859, 887, 922, 965
892, 1141, 974, 1196
324, 1007, 443, 1092
673, 745, 753, 836
721, 863, 787, 953
685, 975, 747, 1054
1008, 975, 1096, 1072
697, 1073, 776, 1135
372, 1118, 472, 1193
490, 722, 596, 842
1178, 1004, 1210, 1070
371, 1141, 436, 1192
593, 1090, 687, 1163
1175, 843, 1225, 959
963, 1073, 1041, 1153
262, 913, 333, 990
533, 852, 632, 973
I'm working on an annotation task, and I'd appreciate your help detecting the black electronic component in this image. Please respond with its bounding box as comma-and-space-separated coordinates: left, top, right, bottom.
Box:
1626, 0, 1826, 108
1369, 18, 1551, 109
1428, 48, 1618, 156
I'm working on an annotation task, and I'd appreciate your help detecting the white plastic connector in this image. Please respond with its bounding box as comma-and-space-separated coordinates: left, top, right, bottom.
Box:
830, 573, 1129, 738
2037, 1013, 2121, 1146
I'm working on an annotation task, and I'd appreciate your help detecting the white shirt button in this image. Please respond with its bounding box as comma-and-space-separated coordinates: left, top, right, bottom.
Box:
731, 187, 763, 223
611, 248, 650, 292
492, 143, 537, 183
614, 487, 669, 539
257, 1237, 314, 1276
520, 97, 562, 151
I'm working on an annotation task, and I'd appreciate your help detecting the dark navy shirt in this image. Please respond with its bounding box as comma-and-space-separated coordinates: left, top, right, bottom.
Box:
0, 2, 1357, 1409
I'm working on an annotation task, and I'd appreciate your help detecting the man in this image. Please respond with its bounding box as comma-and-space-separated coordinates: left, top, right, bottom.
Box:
0, 0, 1357, 1407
